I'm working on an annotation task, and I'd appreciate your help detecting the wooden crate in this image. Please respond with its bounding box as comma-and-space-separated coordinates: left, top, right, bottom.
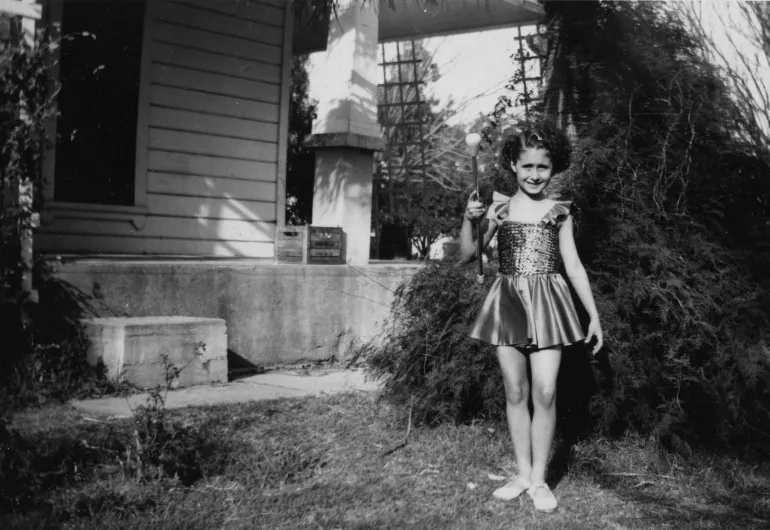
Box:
275, 225, 308, 263
308, 226, 344, 264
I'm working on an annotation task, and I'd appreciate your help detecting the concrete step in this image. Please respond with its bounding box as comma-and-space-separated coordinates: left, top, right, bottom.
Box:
82, 316, 227, 388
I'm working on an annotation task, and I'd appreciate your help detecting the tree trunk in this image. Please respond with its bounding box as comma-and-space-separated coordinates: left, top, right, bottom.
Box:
540, 1, 600, 140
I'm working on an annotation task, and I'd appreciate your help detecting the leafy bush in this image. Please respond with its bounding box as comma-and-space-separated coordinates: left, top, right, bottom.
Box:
366, 262, 500, 426
1, 22, 56, 372
119, 347, 218, 484
1, 23, 55, 294
558, 0, 770, 454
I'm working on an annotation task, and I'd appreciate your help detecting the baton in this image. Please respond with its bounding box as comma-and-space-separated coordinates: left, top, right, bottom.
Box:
465, 133, 484, 285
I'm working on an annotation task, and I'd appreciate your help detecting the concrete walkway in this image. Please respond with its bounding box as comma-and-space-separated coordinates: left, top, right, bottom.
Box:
72, 369, 381, 418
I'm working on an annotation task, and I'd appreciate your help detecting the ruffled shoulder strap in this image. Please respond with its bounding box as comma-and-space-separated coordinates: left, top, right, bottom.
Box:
542, 201, 578, 226
485, 191, 510, 224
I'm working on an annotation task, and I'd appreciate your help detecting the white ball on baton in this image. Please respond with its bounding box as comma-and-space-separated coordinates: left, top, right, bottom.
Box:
465, 133, 482, 156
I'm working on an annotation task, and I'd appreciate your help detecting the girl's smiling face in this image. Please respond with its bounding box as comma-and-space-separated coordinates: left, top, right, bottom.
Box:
511, 147, 553, 198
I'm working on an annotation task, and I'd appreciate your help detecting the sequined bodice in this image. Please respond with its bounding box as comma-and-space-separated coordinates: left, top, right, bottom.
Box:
498, 222, 560, 275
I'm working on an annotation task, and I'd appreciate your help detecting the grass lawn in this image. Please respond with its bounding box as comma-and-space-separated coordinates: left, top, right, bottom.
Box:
3, 392, 769, 529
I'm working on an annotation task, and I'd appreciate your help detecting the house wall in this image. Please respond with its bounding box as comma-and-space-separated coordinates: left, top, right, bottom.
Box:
37, 0, 290, 258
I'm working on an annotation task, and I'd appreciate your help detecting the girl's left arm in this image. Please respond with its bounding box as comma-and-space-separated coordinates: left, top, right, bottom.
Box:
559, 215, 604, 354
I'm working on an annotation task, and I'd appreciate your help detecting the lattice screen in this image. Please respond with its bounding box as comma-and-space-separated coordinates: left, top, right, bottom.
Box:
377, 39, 430, 223
514, 24, 546, 119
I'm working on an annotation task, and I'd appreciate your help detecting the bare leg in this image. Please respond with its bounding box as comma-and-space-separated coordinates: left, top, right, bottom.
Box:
496, 346, 532, 482
529, 346, 562, 485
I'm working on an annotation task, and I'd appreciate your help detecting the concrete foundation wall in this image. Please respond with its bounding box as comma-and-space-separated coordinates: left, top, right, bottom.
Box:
54, 260, 422, 367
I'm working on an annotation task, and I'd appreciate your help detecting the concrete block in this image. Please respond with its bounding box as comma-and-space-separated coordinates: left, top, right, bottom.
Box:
82, 316, 227, 388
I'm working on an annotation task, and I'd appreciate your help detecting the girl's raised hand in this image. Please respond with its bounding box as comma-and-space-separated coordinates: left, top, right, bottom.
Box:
586, 319, 604, 355
464, 191, 485, 221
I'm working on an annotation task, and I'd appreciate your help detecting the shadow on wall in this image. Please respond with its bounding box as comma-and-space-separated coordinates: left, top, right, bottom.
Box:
187, 173, 274, 257
0, 262, 115, 407
193, 16, 379, 256
1, 263, 98, 366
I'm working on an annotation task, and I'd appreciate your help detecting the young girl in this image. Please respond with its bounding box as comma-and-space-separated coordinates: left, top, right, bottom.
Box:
459, 125, 603, 513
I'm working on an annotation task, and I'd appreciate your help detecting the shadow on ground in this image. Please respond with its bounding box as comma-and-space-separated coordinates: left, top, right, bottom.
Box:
597, 473, 770, 529
226, 349, 266, 381
549, 341, 613, 487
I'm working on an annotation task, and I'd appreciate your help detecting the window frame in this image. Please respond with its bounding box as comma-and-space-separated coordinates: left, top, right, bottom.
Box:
42, 0, 152, 230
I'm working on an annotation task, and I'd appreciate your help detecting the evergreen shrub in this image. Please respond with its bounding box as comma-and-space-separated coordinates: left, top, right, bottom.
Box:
560, 0, 770, 455
366, 262, 502, 426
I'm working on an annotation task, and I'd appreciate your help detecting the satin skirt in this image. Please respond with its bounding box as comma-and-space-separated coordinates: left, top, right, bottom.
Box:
468, 273, 585, 350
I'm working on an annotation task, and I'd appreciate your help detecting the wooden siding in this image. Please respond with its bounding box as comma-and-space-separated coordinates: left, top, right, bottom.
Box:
150, 44, 281, 84
39, 234, 274, 257
39, 0, 289, 258
43, 218, 274, 241
167, 0, 284, 26
148, 173, 277, 202
147, 151, 276, 181
150, 64, 280, 103
149, 129, 277, 162
149, 108, 280, 143
150, 86, 280, 122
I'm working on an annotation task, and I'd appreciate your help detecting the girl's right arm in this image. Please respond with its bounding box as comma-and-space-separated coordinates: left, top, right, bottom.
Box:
457, 192, 498, 265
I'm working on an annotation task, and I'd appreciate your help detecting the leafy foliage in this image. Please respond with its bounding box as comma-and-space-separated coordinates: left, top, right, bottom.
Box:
0, 24, 57, 299
285, 54, 318, 226
558, 0, 770, 454
366, 262, 501, 425
120, 346, 219, 484
375, 40, 483, 259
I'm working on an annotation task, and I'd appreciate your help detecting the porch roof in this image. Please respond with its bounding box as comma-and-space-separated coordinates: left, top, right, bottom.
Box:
294, 0, 544, 54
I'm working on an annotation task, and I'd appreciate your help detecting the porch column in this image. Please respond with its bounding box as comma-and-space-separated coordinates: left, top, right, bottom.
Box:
308, 0, 383, 266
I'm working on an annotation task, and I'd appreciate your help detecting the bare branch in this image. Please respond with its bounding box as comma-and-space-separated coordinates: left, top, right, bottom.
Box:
679, 0, 770, 166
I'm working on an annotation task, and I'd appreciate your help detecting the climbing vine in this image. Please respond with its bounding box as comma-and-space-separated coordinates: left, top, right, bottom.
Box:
0, 21, 58, 304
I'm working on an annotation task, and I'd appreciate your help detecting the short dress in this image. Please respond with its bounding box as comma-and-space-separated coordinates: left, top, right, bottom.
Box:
468, 192, 586, 350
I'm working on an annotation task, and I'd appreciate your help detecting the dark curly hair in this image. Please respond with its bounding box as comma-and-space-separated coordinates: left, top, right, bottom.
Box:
500, 121, 572, 175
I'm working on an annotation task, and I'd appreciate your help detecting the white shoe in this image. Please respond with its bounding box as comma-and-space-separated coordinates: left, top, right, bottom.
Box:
492, 476, 530, 501
528, 483, 558, 512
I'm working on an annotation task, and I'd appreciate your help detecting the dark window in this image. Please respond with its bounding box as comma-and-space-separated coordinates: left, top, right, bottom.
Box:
54, 0, 146, 205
